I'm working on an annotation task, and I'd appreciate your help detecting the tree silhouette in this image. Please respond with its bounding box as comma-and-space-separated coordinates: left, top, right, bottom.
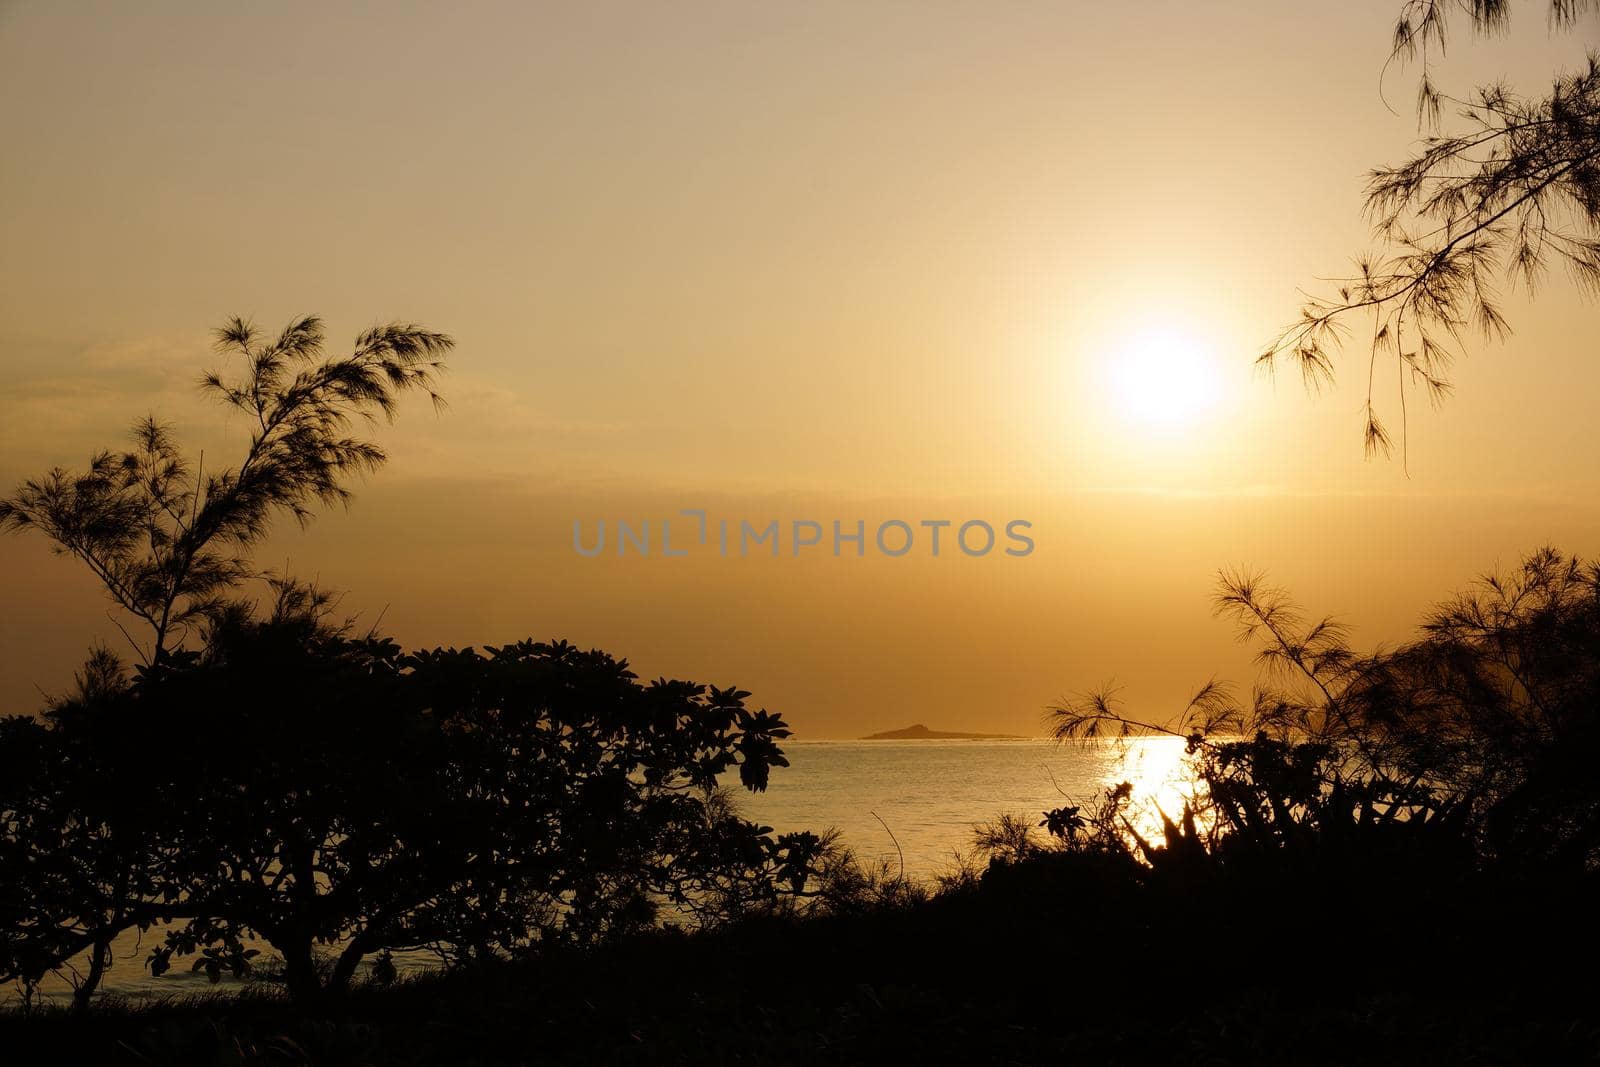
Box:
1, 595, 815, 1007
1050, 547, 1600, 871
0, 316, 451, 665
0, 319, 837, 1009
1261, 1, 1598, 460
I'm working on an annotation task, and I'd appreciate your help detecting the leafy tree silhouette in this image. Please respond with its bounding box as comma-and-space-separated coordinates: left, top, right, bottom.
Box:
0, 316, 451, 664
1, 582, 814, 1008
134, 605, 806, 1004
1262, 1, 1599, 460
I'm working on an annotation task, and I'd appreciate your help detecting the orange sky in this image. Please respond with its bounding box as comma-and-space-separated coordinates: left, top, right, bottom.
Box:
2, 1, 1597, 735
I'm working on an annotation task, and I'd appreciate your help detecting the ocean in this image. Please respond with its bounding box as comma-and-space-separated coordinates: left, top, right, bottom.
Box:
11, 737, 1193, 1005
734, 737, 1194, 876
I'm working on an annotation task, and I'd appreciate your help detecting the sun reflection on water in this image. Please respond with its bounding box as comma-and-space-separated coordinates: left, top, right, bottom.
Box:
1095, 735, 1210, 844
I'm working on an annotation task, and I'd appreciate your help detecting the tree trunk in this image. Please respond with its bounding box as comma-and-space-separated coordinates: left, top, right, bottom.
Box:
326, 935, 369, 994
280, 937, 323, 1006
71, 935, 111, 1013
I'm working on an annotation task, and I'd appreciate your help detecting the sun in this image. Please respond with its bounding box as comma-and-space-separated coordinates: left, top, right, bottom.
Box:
1106, 325, 1222, 430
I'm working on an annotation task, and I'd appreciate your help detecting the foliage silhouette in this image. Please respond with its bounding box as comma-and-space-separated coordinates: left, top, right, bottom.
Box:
4, 549, 1600, 1061
0, 316, 451, 664
0, 320, 835, 1009
1048, 546, 1600, 875
1262, 1, 1599, 459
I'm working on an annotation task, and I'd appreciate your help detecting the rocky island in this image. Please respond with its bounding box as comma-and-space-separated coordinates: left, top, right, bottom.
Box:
859, 723, 1026, 740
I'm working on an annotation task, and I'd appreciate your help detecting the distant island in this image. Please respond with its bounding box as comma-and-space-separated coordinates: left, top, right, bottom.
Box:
860, 723, 1026, 740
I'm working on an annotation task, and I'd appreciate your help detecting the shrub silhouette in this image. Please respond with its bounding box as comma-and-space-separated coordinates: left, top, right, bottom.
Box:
1046, 547, 1600, 879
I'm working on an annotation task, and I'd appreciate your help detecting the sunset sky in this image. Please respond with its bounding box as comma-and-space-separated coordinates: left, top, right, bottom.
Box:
2, 1, 1597, 735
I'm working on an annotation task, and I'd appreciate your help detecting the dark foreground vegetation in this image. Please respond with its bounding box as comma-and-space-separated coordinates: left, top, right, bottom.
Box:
4, 856, 1598, 1066
4, 547, 1600, 1064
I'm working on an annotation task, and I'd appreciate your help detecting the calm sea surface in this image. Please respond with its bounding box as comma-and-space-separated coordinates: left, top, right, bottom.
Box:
733, 738, 1192, 876
14, 738, 1191, 1005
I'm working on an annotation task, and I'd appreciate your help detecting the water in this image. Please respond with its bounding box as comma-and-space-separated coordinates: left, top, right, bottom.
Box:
10, 737, 1192, 1006
734, 737, 1193, 877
